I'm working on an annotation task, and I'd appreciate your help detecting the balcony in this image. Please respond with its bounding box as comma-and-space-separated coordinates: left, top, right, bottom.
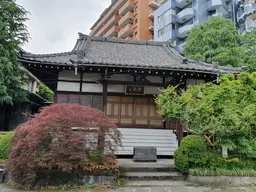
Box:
176, 42, 186, 53
177, 23, 194, 38
176, 8, 194, 23
126, 36, 133, 40
236, 0, 244, 6
176, 0, 192, 9
119, 11, 134, 28
212, 12, 225, 17
238, 6, 256, 24
118, 24, 133, 38
149, 12, 154, 19
90, 0, 126, 35
104, 25, 120, 38
149, 25, 154, 32
96, 15, 120, 36
149, 0, 160, 8
207, 0, 223, 11
119, 0, 134, 16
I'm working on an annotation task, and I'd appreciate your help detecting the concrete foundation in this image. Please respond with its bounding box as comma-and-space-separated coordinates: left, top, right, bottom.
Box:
188, 175, 256, 187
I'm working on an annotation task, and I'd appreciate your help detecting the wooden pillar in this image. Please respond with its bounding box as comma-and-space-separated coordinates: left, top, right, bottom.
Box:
99, 69, 108, 154
79, 72, 83, 93
177, 122, 184, 146
102, 68, 108, 112
102, 82, 108, 112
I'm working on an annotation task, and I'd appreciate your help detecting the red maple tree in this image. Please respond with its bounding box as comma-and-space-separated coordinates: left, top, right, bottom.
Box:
7, 104, 121, 185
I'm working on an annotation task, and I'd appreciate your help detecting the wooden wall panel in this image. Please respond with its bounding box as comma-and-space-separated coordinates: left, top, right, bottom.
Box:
107, 96, 164, 128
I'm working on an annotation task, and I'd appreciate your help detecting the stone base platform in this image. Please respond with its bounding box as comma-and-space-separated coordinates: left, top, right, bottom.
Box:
118, 158, 185, 186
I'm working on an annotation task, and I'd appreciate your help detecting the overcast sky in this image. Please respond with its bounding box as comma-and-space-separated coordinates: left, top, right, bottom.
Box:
16, 0, 111, 54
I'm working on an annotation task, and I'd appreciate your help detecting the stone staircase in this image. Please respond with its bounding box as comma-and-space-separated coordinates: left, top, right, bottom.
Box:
116, 128, 178, 156
118, 159, 185, 187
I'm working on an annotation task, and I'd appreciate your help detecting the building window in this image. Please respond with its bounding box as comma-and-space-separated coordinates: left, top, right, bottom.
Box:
28, 80, 33, 92
172, 23, 175, 30
158, 8, 175, 24
135, 31, 138, 38
158, 22, 176, 37
57, 94, 103, 111
135, 19, 138, 24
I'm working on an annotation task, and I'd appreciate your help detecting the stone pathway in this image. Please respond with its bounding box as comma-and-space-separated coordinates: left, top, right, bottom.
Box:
1, 184, 256, 192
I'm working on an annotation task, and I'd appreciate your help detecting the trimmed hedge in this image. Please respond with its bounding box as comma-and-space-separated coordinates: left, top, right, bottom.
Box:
174, 135, 221, 173
0, 131, 14, 160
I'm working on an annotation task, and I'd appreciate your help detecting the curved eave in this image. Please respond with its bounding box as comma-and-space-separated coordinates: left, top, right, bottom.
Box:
18, 57, 73, 66
19, 57, 241, 75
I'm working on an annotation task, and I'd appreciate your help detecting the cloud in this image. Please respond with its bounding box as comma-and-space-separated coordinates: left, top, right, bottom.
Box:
16, 0, 111, 53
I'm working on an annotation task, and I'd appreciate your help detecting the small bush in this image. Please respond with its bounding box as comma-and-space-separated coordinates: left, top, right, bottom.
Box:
174, 135, 221, 173
0, 131, 14, 160
179, 135, 207, 151
7, 104, 121, 186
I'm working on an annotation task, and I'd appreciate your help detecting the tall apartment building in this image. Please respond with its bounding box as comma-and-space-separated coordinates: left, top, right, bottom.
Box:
90, 0, 163, 40
237, 0, 256, 34
154, 0, 236, 52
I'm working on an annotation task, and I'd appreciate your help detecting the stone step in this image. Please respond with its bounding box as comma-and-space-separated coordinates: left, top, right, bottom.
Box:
116, 150, 174, 156
121, 137, 177, 142
119, 130, 176, 136
120, 172, 184, 181
118, 143, 178, 147
125, 180, 187, 187
116, 128, 178, 156
121, 136, 177, 141
119, 165, 177, 173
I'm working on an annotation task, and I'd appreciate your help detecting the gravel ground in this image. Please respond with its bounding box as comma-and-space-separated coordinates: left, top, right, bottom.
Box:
1, 184, 256, 192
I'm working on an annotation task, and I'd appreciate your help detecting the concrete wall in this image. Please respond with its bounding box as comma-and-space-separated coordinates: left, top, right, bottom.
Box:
58, 70, 80, 81
188, 175, 256, 187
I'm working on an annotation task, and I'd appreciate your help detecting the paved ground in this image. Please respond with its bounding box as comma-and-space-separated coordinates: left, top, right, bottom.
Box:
1, 184, 256, 192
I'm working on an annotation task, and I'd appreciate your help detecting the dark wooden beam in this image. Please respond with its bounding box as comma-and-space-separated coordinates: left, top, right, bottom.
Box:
80, 72, 83, 93
102, 68, 108, 112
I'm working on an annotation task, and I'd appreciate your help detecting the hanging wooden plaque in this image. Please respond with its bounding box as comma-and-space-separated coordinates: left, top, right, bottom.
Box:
125, 85, 145, 95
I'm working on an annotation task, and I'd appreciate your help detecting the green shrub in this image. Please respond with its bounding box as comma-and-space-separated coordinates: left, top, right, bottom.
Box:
174, 135, 221, 173
224, 158, 256, 170
0, 131, 14, 160
179, 135, 207, 151
87, 151, 102, 163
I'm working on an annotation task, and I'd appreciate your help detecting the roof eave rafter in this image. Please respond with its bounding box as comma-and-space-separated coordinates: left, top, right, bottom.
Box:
19, 59, 237, 75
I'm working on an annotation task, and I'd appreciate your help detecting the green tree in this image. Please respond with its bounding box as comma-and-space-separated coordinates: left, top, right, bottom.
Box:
0, 0, 29, 105
242, 28, 256, 72
155, 72, 256, 157
39, 83, 54, 101
184, 17, 243, 67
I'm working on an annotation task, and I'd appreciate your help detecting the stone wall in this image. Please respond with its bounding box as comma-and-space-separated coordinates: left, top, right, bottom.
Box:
32, 170, 118, 186
188, 175, 256, 187
4, 169, 118, 186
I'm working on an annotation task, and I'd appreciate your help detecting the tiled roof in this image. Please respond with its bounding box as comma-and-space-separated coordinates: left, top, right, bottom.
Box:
19, 33, 242, 74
